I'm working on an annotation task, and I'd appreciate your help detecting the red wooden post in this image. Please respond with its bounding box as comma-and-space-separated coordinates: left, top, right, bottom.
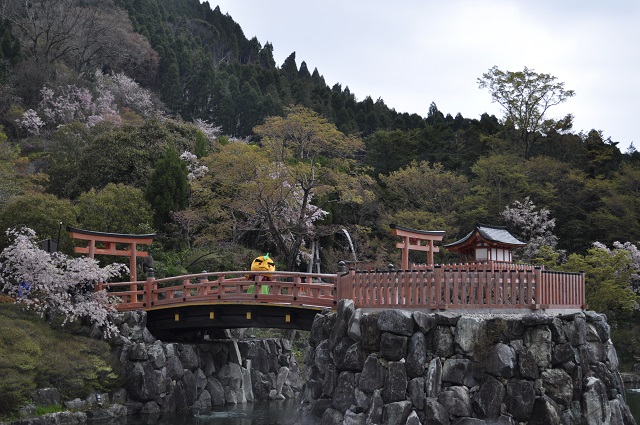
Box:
434, 266, 442, 307
402, 236, 410, 271
580, 271, 587, 309
144, 275, 155, 308
293, 275, 301, 302
534, 266, 542, 309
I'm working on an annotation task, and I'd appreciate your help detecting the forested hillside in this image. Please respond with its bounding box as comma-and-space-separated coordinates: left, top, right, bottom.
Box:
1, 0, 640, 360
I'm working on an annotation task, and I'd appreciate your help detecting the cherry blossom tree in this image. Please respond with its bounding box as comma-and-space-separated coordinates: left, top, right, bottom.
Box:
0, 227, 127, 337
193, 118, 221, 142
17, 69, 156, 132
94, 70, 154, 117
561, 241, 639, 325
15, 109, 44, 135
172, 151, 209, 247
502, 196, 558, 261
180, 151, 209, 181
593, 241, 640, 294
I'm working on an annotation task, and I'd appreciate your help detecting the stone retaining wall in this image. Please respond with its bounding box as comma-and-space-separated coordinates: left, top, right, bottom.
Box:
110, 311, 303, 414
301, 300, 636, 425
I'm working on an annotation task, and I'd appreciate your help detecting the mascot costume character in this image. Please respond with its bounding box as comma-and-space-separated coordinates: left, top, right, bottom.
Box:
247, 253, 274, 294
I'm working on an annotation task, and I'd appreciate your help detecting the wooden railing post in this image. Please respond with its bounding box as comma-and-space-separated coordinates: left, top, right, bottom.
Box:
580, 271, 587, 310
534, 266, 542, 309
434, 265, 442, 307
335, 265, 354, 304
144, 274, 155, 308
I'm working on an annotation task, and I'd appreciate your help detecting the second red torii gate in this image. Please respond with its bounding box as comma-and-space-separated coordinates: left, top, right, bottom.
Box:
66, 226, 156, 282
390, 224, 445, 270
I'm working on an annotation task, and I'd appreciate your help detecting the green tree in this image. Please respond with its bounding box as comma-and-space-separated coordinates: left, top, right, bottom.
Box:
193, 130, 208, 158
560, 243, 639, 328
0, 127, 22, 206
464, 154, 529, 221
200, 106, 368, 270
363, 129, 420, 176
76, 119, 198, 192
582, 129, 622, 178
379, 160, 470, 223
195, 142, 270, 246
77, 183, 153, 234
478, 66, 575, 159
0, 192, 76, 251
145, 146, 189, 230
45, 122, 92, 200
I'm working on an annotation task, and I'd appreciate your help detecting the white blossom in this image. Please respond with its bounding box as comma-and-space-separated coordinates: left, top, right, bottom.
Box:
193, 118, 221, 141
0, 227, 127, 337
181, 150, 209, 180
17, 109, 45, 135
94, 70, 153, 117
502, 196, 558, 261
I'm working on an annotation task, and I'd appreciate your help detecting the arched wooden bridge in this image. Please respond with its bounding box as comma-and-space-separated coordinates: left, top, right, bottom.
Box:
100, 265, 586, 341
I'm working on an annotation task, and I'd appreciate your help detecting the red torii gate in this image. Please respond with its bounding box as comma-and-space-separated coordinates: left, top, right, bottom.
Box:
390, 224, 445, 270
66, 226, 156, 282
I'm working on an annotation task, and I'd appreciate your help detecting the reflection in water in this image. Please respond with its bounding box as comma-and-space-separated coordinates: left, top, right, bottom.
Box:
127, 400, 306, 425
627, 388, 640, 421
119, 391, 640, 424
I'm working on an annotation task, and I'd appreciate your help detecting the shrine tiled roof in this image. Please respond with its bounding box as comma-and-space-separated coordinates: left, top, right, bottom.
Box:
445, 224, 526, 248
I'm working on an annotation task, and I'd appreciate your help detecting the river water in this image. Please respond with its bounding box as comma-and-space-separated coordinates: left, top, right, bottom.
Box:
124, 390, 640, 425
126, 399, 303, 425
626, 387, 640, 420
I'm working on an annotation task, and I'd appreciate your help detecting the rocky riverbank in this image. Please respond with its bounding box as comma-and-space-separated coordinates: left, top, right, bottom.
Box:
301, 300, 636, 424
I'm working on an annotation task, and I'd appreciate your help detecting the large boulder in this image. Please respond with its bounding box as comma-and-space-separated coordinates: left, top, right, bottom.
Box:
471, 374, 504, 419
424, 398, 450, 425
442, 358, 478, 388
379, 332, 408, 361
438, 386, 472, 417
425, 357, 442, 398
581, 377, 611, 425
377, 309, 415, 336
359, 354, 387, 393
406, 332, 427, 378
383, 361, 408, 403
455, 316, 487, 354
485, 343, 516, 378
382, 400, 412, 425
541, 368, 574, 408
127, 362, 164, 401
332, 371, 356, 413
506, 379, 535, 421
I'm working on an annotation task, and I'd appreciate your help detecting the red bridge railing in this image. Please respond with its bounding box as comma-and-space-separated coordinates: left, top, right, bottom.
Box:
99, 266, 585, 312
97, 270, 338, 311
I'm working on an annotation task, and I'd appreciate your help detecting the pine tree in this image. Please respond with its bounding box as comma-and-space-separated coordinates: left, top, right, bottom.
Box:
145, 146, 189, 230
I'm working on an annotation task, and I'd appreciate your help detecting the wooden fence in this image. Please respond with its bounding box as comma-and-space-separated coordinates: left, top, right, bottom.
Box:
410, 262, 542, 273
336, 267, 585, 311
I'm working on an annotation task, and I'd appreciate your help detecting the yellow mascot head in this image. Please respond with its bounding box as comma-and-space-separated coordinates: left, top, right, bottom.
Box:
251, 253, 275, 272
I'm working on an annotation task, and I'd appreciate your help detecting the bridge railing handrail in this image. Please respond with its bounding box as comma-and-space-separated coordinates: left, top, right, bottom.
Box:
99, 270, 338, 311
97, 265, 585, 312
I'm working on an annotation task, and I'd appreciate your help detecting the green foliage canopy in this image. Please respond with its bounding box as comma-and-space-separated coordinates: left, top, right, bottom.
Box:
77, 183, 153, 234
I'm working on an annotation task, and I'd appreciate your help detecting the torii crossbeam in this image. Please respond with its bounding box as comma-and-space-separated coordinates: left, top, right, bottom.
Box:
66, 226, 156, 282
390, 224, 445, 270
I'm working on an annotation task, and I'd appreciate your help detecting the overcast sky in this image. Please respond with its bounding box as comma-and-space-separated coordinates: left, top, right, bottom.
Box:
210, 1, 639, 152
